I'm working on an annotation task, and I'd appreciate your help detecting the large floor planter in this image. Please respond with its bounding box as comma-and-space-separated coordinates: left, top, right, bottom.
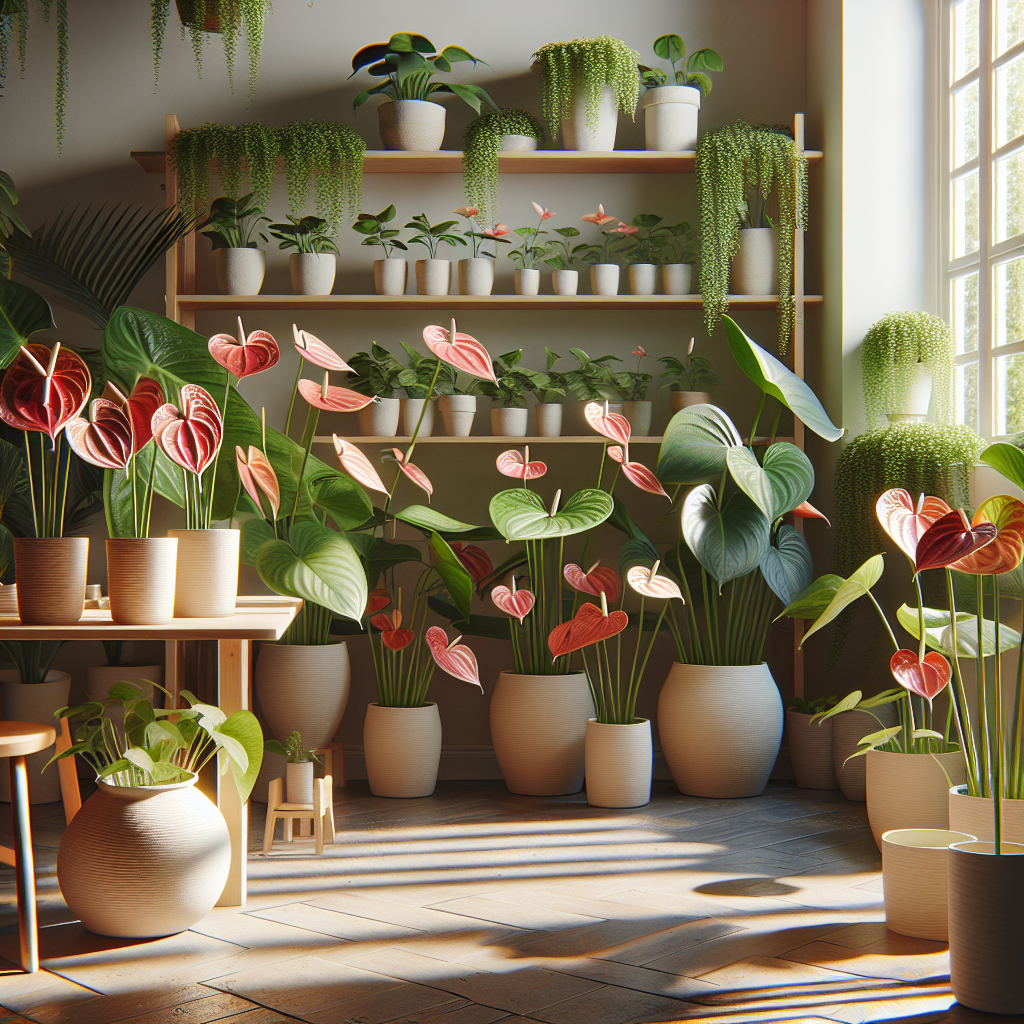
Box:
730, 227, 779, 295
13, 536, 88, 625
106, 537, 177, 625
56, 773, 231, 937
831, 706, 897, 802
168, 529, 239, 618
949, 785, 1024, 843
641, 84, 700, 152
214, 248, 265, 295
490, 672, 594, 796
0, 668, 70, 804
363, 702, 442, 798
786, 710, 838, 790
585, 719, 652, 808
658, 662, 783, 798
378, 99, 446, 150
562, 83, 619, 151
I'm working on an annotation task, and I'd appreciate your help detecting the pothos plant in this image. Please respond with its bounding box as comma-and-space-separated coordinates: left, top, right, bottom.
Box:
462, 109, 544, 224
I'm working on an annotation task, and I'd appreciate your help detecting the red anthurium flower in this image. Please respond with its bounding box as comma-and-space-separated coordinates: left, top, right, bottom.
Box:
608, 445, 669, 498
208, 317, 280, 379
627, 561, 683, 601
292, 324, 353, 372
496, 447, 547, 480
333, 435, 388, 495
949, 495, 1024, 575
876, 489, 952, 564
0, 343, 91, 443
915, 508, 998, 574
150, 383, 222, 477
584, 401, 631, 445
611, 224, 639, 235
563, 562, 622, 603
297, 378, 375, 413
491, 578, 535, 622
422, 319, 497, 382
548, 601, 629, 658
65, 398, 132, 470
389, 448, 433, 500
449, 541, 493, 586
791, 500, 830, 525
119, 377, 164, 452
483, 224, 510, 237
581, 204, 617, 226
632, 347, 646, 358
235, 445, 280, 519
453, 206, 479, 219
365, 588, 391, 615
425, 626, 482, 690
371, 609, 415, 650
531, 202, 555, 221
890, 649, 951, 701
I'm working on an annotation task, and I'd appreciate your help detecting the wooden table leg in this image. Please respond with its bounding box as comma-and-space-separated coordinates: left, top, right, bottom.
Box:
165, 640, 185, 710
216, 638, 250, 907
10, 756, 38, 973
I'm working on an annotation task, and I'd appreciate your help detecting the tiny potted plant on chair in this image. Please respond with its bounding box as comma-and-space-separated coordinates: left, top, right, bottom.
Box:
539, 225, 582, 295
469, 349, 550, 437
352, 205, 408, 296
652, 220, 699, 295
199, 193, 270, 296
405, 212, 466, 296
613, 347, 654, 436
269, 215, 338, 297
348, 343, 405, 436
577, 205, 624, 295
509, 202, 554, 295
452, 206, 510, 296
659, 337, 722, 413
265, 730, 322, 804
529, 348, 569, 437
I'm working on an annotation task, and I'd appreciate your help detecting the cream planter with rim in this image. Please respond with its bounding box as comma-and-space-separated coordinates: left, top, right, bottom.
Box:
214, 248, 265, 295
500, 134, 539, 152
948, 785, 1024, 843
415, 259, 451, 296
622, 401, 652, 437
670, 390, 711, 413
535, 402, 563, 437
439, 394, 476, 437
105, 537, 177, 625
641, 85, 701, 152
378, 99, 446, 151
401, 397, 435, 437
628, 263, 657, 295
661, 263, 693, 295
458, 257, 494, 296
658, 662, 783, 798
286, 761, 315, 805
290, 252, 335, 296
56, 773, 231, 938
831, 706, 897, 802
0, 669, 70, 805
374, 258, 408, 296
363, 702, 442, 798
490, 672, 595, 796
13, 536, 88, 625
168, 529, 239, 619
358, 397, 401, 437
785, 710, 838, 790
585, 719, 652, 808
590, 264, 620, 295
514, 268, 540, 295
552, 269, 579, 295
491, 406, 528, 437
731, 228, 779, 295
562, 83, 619, 151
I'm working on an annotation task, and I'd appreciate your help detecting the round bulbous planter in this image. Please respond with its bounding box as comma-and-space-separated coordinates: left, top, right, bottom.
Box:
622, 400, 653, 437
831, 707, 897, 802
491, 406, 528, 437
358, 397, 401, 437
785, 710, 838, 790
105, 537, 178, 626
56, 773, 231, 938
214, 248, 265, 295
13, 536, 89, 625
514, 268, 540, 295
255, 641, 351, 752
490, 672, 595, 796
590, 264, 620, 296
168, 529, 239, 619
629, 263, 657, 295
374, 257, 409, 296
658, 662, 783, 798
731, 228, 779, 295
363, 702, 442, 798
0, 669, 70, 805
415, 259, 452, 296
562, 83, 619, 151
585, 719, 652, 808
669, 390, 711, 414
552, 269, 579, 295
535, 402, 563, 437
0, 583, 16, 615
949, 785, 1024, 843
948, 839, 1024, 1015
286, 761, 315, 805
378, 98, 446, 151
500, 134, 539, 152
401, 397, 435, 437
458, 257, 495, 296
290, 252, 336, 296
641, 85, 701, 152
439, 394, 477, 437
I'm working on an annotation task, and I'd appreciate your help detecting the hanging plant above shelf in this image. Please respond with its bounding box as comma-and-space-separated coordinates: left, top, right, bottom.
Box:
462, 109, 544, 225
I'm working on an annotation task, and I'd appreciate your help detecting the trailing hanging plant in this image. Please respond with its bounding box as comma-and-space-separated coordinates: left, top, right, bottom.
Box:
462, 109, 543, 225
696, 121, 808, 353
531, 36, 640, 138
861, 311, 953, 427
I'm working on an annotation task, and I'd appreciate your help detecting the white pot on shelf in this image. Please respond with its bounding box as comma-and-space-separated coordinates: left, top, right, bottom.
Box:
641, 85, 701, 152
661, 263, 693, 295
0, 669, 70, 805
500, 135, 539, 152
363, 703, 442, 798
401, 397, 435, 437
458, 257, 495, 296
439, 394, 477, 436
289, 252, 335, 296
358, 397, 401, 437
585, 719, 652, 808
552, 269, 579, 295
628, 263, 657, 295
415, 259, 452, 296
885, 363, 934, 425
731, 227, 779, 295
491, 406, 528, 437
214, 248, 265, 296
378, 99, 446, 151
561, 84, 620, 152
669, 390, 711, 413
286, 761, 315, 805
535, 402, 563, 437
622, 400, 652, 437
374, 258, 408, 296
590, 264, 620, 295
514, 268, 540, 295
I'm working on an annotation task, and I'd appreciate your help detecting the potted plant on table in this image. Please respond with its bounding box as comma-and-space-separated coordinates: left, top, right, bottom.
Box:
265, 730, 322, 804
269, 214, 338, 296
613, 347, 654, 436
577, 205, 625, 295
786, 694, 840, 790
405, 212, 465, 296
353, 205, 408, 296
199, 193, 270, 296
538, 223, 582, 296
468, 349, 550, 437
452, 206, 510, 296
462, 109, 544, 223
348, 344, 404, 437
659, 337, 722, 412
529, 349, 569, 437
509, 202, 554, 295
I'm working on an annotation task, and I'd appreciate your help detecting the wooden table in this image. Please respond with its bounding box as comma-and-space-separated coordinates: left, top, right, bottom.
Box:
0, 596, 302, 907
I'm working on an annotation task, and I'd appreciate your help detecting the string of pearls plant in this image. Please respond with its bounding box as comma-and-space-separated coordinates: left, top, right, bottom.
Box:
462, 109, 544, 224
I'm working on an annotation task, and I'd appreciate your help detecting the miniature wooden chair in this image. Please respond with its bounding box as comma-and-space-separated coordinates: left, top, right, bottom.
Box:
262, 774, 336, 855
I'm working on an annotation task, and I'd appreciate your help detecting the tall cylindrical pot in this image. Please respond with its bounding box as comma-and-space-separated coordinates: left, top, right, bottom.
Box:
415, 259, 452, 296
949, 785, 1024, 843
561, 84, 619, 151
0, 669, 71, 804
439, 394, 477, 437
214, 248, 265, 295
56, 774, 231, 938
785, 710, 838, 790
590, 264, 620, 295
402, 397, 435, 437
731, 228, 779, 295
535, 402, 563, 437
658, 662, 783, 798
641, 85, 701, 151
490, 672, 595, 796
661, 264, 693, 295
290, 252, 336, 296
358, 397, 401, 437
491, 407, 528, 437
378, 99, 446, 151
500, 135, 539, 152
374, 258, 408, 296
105, 537, 178, 625
831, 706, 897, 802
628, 264, 657, 295
13, 536, 88, 625
168, 529, 239, 619
622, 401, 652, 437
514, 269, 540, 295
670, 391, 711, 413
363, 702, 442, 798
286, 761, 314, 805
585, 719, 652, 808
552, 269, 579, 295
458, 257, 495, 296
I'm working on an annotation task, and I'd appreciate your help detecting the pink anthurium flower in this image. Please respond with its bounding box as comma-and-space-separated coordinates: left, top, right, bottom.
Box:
483, 224, 511, 238
531, 202, 555, 221
581, 204, 617, 226
151, 384, 223, 477
65, 398, 132, 470
235, 445, 280, 519
453, 206, 479, 219
292, 323, 353, 372
792, 500, 830, 525
333, 435, 388, 495
389, 448, 433, 500
425, 626, 483, 691
496, 447, 547, 480
632, 347, 646, 358
491, 577, 535, 623
0, 343, 91, 443
611, 224, 639, 235
627, 561, 683, 602
890, 649, 951, 702
422, 319, 498, 382
548, 600, 629, 659
297, 378, 376, 413
876, 489, 952, 565
584, 401, 631, 445
608, 445, 669, 499
563, 562, 622, 603
207, 317, 280, 379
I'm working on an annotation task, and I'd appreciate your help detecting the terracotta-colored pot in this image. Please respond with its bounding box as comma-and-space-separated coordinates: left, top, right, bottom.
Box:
106, 537, 178, 625
786, 709, 838, 790
13, 536, 88, 625
363, 702, 442, 798
585, 719, 652, 808
168, 529, 239, 618
948, 785, 1024, 843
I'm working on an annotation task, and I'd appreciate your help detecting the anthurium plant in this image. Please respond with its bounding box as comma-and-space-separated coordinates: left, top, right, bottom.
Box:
509, 203, 555, 270
468, 349, 550, 408
268, 215, 338, 255
659, 337, 722, 392
613, 347, 653, 402
452, 206, 511, 259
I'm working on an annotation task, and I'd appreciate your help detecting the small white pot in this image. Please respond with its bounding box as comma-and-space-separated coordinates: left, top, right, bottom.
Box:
670, 390, 712, 413
886, 362, 934, 424
731, 227, 779, 295
401, 397, 435, 436
500, 134, 539, 152
0, 669, 71, 804
552, 269, 579, 295
286, 761, 315, 805
358, 397, 401, 437
514, 268, 540, 295
378, 98, 446, 151
641, 85, 701, 152
562, 83, 620, 152
628, 263, 657, 295
491, 406, 528, 437
661, 263, 694, 295
363, 702, 442, 798
590, 264, 620, 295
622, 400, 653, 437
458, 257, 495, 296
439, 394, 476, 437
289, 252, 335, 296
785, 710, 838, 790
415, 259, 452, 296
535, 402, 563, 437
831, 706, 897, 801
214, 248, 265, 296
949, 785, 1024, 843
585, 719, 652, 808
168, 529, 239, 619
374, 257, 408, 296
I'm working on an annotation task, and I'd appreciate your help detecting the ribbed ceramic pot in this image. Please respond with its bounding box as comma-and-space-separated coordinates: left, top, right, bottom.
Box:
535, 402, 563, 437
0, 584, 16, 615
661, 264, 693, 295
785, 710, 838, 790
56, 773, 231, 938
358, 397, 401, 437
168, 529, 239, 619
286, 761, 315, 804
491, 407, 528, 437
949, 785, 1024, 843
866, 748, 967, 848
13, 536, 88, 625
500, 134, 539, 152
552, 269, 579, 295
641, 85, 700, 151
831, 706, 898, 802
0, 669, 70, 805
363, 702, 442, 798
439, 394, 476, 437
658, 662, 783, 798
490, 672, 594, 796
629, 264, 657, 295
882, 828, 975, 941
401, 397, 435, 437
561, 83, 619, 151
585, 719, 652, 808
255, 642, 351, 752
374, 257, 409, 296
415, 259, 451, 296
458, 257, 494, 296
378, 99, 446, 151
514, 269, 540, 295
948, 840, 1024, 1014
105, 537, 177, 625
214, 248, 265, 295
622, 401, 652, 437
590, 264, 620, 295
731, 228, 779, 295
669, 391, 711, 413
290, 252, 336, 296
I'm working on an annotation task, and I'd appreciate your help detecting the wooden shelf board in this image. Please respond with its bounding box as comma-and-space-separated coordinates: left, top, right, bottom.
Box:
313, 434, 795, 446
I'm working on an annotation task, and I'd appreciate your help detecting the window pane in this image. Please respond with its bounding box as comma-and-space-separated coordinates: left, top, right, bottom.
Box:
996, 256, 1024, 346
956, 361, 980, 431
954, 80, 980, 165
996, 52, 1024, 149
997, 0, 1024, 53
953, 169, 981, 256
995, 353, 1024, 433
953, 0, 980, 80
952, 272, 980, 353
995, 148, 1024, 241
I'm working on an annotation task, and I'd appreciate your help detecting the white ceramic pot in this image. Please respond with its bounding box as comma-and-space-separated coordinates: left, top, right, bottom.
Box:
866, 748, 967, 848
290, 252, 335, 296
641, 85, 701, 152
949, 785, 1024, 843
885, 363, 934, 425
629, 264, 657, 295
562, 83, 619, 152
458, 257, 495, 296
622, 400, 652, 437
214, 248, 265, 295
286, 761, 314, 805
439, 394, 476, 437
585, 719, 652, 808
374, 257, 408, 296
882, 828, 975, 941
105, 537, 177, 626
358, 397, 401, 437
731, 227, 779, 295
491, 406, 528, 437
948, 839, 1024, 1014
658, 662, 783, 798
0, 669, 70, 805
514, 268, 540, 295
0, 583, 16, 615
831, 706, 897, 802
378, 98, 446, 151
255, 641, 351, 751
401, 397, 435, 437
363, 702, 442, 798
415, 259, 452, 296
13, 536, 88, 625
785, 710, 838, 790
535, 402, 563, 437
168, 529, 239, 619
590, 264, 620, 296
552, 269, 579, 295
490, 672, 595, 796
669, 391, 712, 413
500, 134, 539, 152
56, 773, 231, 938
661, 263, 693, 295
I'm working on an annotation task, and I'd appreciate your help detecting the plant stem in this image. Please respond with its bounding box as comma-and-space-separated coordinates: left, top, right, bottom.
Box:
23, 432, 38, 537
285, 357, 305, 438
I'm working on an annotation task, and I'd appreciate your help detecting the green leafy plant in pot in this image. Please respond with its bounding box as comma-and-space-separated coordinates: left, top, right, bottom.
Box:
613, 347, 654, 437
659, 336, 722, 413
353, 205, 408, 295
468, 348, 550, 437
348, 343, 404, 437
462, 109, 544, 223
200, 194, 270, 296
269, 215, 338, 297
265, 729, 322, 803
405, 212, 466, 296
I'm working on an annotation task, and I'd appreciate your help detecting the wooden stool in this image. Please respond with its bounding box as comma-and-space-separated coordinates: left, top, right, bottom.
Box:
0, 722, 58, 973
262, 775, 336, 855
317, 742, 345, 788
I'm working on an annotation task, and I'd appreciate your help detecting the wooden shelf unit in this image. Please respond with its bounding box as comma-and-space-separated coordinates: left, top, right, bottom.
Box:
313, 434, 796, 447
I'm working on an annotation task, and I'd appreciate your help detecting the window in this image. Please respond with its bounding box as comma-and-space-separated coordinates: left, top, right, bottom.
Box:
943, 0, 1024, 436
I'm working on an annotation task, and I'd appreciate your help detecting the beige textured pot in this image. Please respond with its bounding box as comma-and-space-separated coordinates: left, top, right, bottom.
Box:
562, 83, 619, 151
214, 247, 265, 295
14, 536, 88, 625
785, 710, 838, 790
358, 397, 401, 437
290, 252, 336, 296
0, 669, 70, 804
0, 583, 16, 615
552, 269, 579, 295
415, 259, 452, 296
585, 719, 652, 808
374, 257, 408, 296
378, 98, 446, 151
661, 263, 693, 295
641, 84, 700, 152
105, 537, 177, 625
286, 761, 314, 804
56, 773, 231, 938
255, 642, 351, 752
622, 400, 652, 437
490, 672, 595, 796
948, 839, 1024, 1014
882, 828, 975, 941
669, 391, 711, 413
949, 784, 1024, 843
658, 662, 783, 798
629, 263, 657, 295
514, 268, 540, 295
491, 406, 528, 437
401, 397, 435, 437
439, 394, 476, 437
590, 264, 620, 295
500, 134, 539, 152
831, 706, 898, 801
866, 748, 967, 847
731, 227, 779, 295
535, 402, 563, 437
458, 257, 494, 296
168, 529, 239, 618
363, 702, 442, 798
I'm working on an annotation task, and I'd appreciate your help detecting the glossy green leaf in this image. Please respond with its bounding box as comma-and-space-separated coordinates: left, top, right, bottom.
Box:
897, 603, 1022, 656
0, 276, 54, 368
347, 533, 421, 589
762, 442, 815, 519
980, 442, 1024, 491
653, 33, 684, 62
489, 487, 613, 541
103, 446, 187, 538
394, 506, 477, 533
811, 689, 863, 723
619, 537, 661, 576
777, 573, 845, 620
217, 709, 264, 803
760, 524, 813, 605
306, 469, 373, 531
429, 531, 473, 621
726, 447, 774, 520
682, 484, 770, 588
801, 554, 884, 646
657, 404, 742, 484
846, 726, 902, 760
238, 515, 275, 568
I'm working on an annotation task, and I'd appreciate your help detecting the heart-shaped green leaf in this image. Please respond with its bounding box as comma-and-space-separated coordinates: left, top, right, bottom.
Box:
238, 515, 275, 567
760, 524, 813, 604
216, 709, 264, 803
619, 537, 661, 576
777, 573, 845, 620
489, 488, 613, 541
726, 447, 774, 520
896, 603, 1022, 656
658, 404, 743, 484
801, 554, 884, 646
347, 533, 421, 589
395, 506, 477, 533
762, 442, 814, 519
0, 276, 55, 368
429, 531, 474, 621
682, 484, 770, 588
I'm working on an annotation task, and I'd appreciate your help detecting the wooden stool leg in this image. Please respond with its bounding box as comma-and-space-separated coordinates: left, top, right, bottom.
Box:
10, 756, 38, 973
324, 774, 335, 845
313, 779, 324, 856
263, 779, 282, 853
